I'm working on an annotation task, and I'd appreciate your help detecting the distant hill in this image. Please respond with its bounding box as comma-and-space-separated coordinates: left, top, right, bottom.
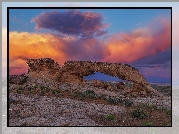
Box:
145, 76, 171, 84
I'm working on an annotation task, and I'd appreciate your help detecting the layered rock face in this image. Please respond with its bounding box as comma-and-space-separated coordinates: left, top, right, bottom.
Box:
9, 58, 156, 95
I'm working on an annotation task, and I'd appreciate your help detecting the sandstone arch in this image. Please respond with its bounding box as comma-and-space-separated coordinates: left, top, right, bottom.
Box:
25, 58, 156, 94
60, 61, 148, 85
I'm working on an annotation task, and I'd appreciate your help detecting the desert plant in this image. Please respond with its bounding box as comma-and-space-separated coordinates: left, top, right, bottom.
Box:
84, 90, 96, 98
106, 114, 115, 121
85, 90, 95, 95
123, 99, 133, 106
17, 86, 23, 90
40, 86, 45, 90
55, 89, 60, 94
45, 88, 50, 93
143, 120, 153, 126
164, 109, 171, 116
52, 90, 56, 95
27, 86, 32, 91
132, 108, 146, 119
34, 84, 38, 89
147, 104, 158, 111
99, 94, 106, 100
107, 96, 122, 104
16, 86, 23, 93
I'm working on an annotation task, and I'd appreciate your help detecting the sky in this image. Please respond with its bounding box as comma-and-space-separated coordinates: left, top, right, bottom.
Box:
8, 8, 171, 83
2, 2, 178, 85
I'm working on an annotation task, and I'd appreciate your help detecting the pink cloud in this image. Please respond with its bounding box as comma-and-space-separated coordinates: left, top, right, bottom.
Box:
103, 17, 171, 63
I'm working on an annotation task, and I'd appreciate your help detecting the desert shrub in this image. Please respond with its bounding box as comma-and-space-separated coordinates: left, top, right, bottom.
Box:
65, 89, 69, 92
147, 104, 158, 110
16, 86, 24, 93
74, 92, 85, 98
143, 120, 153, 126
132, 108, 146, 119
164, 109, 171, 116
99, 94, 106, 100
40, 86, 45, 90
106, 114, 115, 121
34, 85, 38, 89
107, 96, 122, 104
52, 90, 56, 95
45, 88, 50, 93
73, 90, 96, 99
84, 90, 96, 98
17, 86, 23, 90
85, 90, 95, 95
55, 90, 60, 94
123, 99, 133, 106
27, 86, 32, 91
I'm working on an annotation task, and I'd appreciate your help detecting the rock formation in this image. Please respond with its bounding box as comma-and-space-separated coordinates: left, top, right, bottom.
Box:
9, 58, 156, 95
9, 74, 28, 85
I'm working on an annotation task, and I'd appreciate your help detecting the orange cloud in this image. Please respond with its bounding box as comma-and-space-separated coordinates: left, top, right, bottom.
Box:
9, 32, 68, 75
10, 32, 67, 61
103, 17, 171, 63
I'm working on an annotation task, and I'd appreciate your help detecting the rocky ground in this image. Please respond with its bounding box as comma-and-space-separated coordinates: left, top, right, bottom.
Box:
9, 81, 171, 126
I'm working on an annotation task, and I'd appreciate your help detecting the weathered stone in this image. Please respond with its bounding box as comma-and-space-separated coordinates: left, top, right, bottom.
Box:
9, 74, 28, 85
92, 79, 108, 89
116, 82, 125, 89
9, 58, 156, 94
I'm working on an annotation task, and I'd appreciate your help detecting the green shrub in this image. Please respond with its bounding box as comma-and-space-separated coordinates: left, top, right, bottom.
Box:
84, 90, 96, 98
34, 85, 38, 89
106, 114, 115, 121
107, 96, 122, 104
132, 108, 146, 119
45, 88, 50, 93
55, 90, 60, 94
16, 86, 23, 93
124, 99, 133, 106
65, 89, 69, 92
99, 94, 106, 100
40, 86, 45, 90
27, 86, 32, 91
143, 120, 153, 126
164, 109, 171, 116
85, 90, 95, 95
147, 104, 158, 111
17, 86, 23, 90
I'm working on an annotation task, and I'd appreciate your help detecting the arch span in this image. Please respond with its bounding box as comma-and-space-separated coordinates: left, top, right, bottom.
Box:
26, 58, 156, 94
60, 61, 148, 85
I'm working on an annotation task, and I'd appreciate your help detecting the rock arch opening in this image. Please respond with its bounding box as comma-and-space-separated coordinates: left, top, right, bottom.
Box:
83, 72, 118, 81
